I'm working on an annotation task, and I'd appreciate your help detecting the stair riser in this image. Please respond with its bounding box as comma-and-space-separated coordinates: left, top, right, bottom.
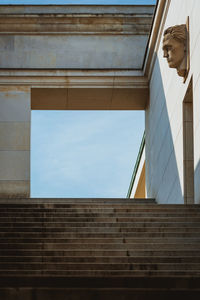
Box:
0, 204, 159, 209
1, 270, 200, 276
1, 217, 200, 222
1, 263, 200, 271
1, 276, 200, 289
1, 208, 200, 213
0, 232, 199, 238
1, 256, 200, 263
1, 238, 200, 244
1, 222, 200, 228
0, 198, 156, 203
1, 227, 200, 233
1, 250, 200, 257
1, 287, 200, 300
1, 243, 200, 250
1, 213, 200, 218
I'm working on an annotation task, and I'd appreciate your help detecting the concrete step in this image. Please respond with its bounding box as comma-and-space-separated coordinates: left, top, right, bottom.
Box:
0, 198, 156, 204
1, 287, 200, 300
1, 237, 200, 244
1, 275, 200, 289
1, 232, 200, 238
1, 249, 200, 257
2, 204, 199, 210
1, 216, 200, 222
1, 212, 200, 218
0, 219, 200, 229
1, 269, 200, 276
1, 226, 200, 233
2, 287, 200, 300
1, 243, 200, 250
1, 256, 200, 264
0, 207, 199, 213
1, 262, 200, 271
0, 202, 157, 208
1, 200, 200, 298
1, 207, 200, 213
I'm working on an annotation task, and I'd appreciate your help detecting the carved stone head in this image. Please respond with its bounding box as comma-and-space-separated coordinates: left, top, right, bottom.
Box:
162, 24, 187, 77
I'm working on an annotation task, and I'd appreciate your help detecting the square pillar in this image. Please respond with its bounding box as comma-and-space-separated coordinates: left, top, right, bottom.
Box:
0, 86, 30, 198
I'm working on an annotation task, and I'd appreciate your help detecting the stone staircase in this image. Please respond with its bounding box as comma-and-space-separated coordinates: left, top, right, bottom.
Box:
0, 198, 200, 299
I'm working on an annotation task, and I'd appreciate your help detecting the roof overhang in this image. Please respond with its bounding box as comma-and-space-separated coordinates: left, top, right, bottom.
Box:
0, 5, 155, 110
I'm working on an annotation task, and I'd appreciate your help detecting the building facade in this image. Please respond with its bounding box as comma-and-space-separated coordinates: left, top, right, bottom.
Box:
144, 0, 200, 204
0, 0, 200, 205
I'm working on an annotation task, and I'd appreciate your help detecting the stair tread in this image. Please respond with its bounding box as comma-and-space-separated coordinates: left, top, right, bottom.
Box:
1, 200, 200, 292
1, 270, 200, 276
1, 250, 200, 255
1, 237, 200, 243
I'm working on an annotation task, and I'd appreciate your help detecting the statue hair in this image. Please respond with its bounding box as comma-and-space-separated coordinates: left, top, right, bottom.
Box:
163, 24, 186, 43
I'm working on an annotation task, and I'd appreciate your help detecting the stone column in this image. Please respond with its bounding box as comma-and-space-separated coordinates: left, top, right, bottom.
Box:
0, 86, 30, 198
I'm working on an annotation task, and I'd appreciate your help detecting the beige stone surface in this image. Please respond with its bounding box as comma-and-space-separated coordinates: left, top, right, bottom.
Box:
134, 163, 146, 199
0, 86, 30, 197
111, 89, 148, 110
68, 88, 112, 110
31, 88, 68, 110
182, 91, 194, 204
0, 180, 29, 198
184, 160, 194, 198
31, 87, 148, 110
193, 78, 200, 130
130, 147, 145, 199
194, 162, 200, 204
0, 151, 30, 181
194, 121, 200, 170
0, 87, 30, 122
183, 122, 194, 161
0, 122, 30, 151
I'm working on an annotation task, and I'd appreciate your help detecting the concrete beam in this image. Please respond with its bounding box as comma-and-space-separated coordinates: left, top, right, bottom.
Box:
0, 70, 149, 110
31, 87, 148, 110
0, 5, 154, 69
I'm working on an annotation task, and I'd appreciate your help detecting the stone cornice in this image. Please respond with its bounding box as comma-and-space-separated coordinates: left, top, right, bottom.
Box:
0, 5, 154, 35
0, 70, 148, 89
0, 5, 155, 15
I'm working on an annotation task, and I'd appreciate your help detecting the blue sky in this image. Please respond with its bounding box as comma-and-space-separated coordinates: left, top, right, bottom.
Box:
2, 0, 155, 198
31, 111, 145, 198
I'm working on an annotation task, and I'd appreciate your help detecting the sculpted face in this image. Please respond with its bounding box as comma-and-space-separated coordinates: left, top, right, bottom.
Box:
162, 34, 185, 69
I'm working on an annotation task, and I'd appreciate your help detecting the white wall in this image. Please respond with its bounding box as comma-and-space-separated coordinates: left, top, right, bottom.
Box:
146, 0, 200, 204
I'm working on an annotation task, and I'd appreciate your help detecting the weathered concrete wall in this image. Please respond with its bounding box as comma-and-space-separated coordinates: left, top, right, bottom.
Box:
0, 86, 30, 197
0, 5, 153, 70
145, 0, 200, 204
0, 35, 148, 69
